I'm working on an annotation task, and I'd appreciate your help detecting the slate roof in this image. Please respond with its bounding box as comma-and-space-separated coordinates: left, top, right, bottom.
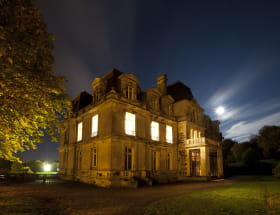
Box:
167, 81, 194, 101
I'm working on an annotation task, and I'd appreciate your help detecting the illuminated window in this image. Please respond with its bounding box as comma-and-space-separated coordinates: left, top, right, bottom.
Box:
77, 122, 83, 142
124, 147, 132, 170
125, 112, 136, 136
151, 121, 159, 141
91, 148, 97, 168
91, 115, 98, 137
166, 125, 173, 143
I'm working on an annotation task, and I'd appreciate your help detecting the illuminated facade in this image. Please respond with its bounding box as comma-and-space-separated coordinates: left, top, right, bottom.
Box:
59, 69, 223, 188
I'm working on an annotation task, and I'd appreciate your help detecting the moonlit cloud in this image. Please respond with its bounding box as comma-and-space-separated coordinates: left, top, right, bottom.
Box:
225, 111, 280, 142
207, 58, 274, 107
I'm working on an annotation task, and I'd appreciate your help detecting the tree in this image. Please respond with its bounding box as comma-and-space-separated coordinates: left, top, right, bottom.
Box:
0, 158, 12, 173
222, 139, 237, 165
0, 0, 70, 161
257, 126, 280, 159
230, 142, 252, 162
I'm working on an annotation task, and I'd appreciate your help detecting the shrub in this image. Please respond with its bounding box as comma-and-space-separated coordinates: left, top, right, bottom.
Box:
273, 163, 280, 178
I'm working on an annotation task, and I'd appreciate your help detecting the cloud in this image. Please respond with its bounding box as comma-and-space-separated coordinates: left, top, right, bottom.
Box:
216, 98, 280, 122
225, 111, 280, 142
206, 58, 274, 107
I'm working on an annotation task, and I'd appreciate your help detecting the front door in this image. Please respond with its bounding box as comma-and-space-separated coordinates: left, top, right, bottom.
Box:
190, 149, 200, 176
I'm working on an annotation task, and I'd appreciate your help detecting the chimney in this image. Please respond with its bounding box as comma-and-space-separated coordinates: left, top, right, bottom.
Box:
157, 74, 167, 95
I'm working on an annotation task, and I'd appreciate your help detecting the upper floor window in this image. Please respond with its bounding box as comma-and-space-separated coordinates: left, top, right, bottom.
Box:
166, 125, 173, 143
91, 114, 98, 137
77, 122, 83, 142
151, 121, 159, 141
125, 112, 136, 136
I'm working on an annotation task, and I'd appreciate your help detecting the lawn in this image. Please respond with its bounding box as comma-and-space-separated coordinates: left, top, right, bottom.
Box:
143, 176, 280, 215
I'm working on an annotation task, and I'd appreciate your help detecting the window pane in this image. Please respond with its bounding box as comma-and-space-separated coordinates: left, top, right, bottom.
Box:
166, 125, 173, 143
125, 112, 135, 136
92, 115, 98, 137
151, 121, 159, 141
77, 122, 83, 141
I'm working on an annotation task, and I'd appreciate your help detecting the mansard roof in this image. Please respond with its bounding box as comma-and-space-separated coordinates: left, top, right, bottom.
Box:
102, 68, 123, 93
72, 91, 92, 112
167, 81, 194, 101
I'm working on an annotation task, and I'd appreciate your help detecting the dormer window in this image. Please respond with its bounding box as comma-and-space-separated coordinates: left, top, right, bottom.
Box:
151, 96, 159, 110
93, 87, 100, 103
125, 85, 134, 100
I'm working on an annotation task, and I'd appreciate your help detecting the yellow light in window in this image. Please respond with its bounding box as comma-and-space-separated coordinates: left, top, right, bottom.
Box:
77, 122, 83, 141
166, 125, 173, 143
91, 115, 98, 137
151, 121, 159, 141
125, 112, 135, 136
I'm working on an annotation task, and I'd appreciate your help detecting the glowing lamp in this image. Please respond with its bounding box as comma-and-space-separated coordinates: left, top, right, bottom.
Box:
43, 164, 51, 172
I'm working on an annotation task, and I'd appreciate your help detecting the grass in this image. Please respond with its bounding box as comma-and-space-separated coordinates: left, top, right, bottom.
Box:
143, 176, 280, 215
0, 187, 41, 215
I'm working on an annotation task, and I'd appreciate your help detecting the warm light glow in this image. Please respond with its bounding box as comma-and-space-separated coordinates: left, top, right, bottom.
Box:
125, 112, 135, 136
91, 115, 98, 137
77, 122, 83, 141
166, 125, 173, 143
43, 164, 51, 172
151, 121, 159, 141
216, 106, 225, 115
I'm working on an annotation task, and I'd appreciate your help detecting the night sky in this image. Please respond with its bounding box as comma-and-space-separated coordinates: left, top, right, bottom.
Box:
22, 0, 280, 161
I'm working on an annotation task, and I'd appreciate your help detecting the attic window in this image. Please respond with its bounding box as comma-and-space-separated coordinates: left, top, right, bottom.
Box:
125, 85, 134, 100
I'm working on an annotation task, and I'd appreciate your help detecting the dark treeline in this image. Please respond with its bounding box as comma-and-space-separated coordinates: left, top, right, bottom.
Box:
223, 125, 280, 177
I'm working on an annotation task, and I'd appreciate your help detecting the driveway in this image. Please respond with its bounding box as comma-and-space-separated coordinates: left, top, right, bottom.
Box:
0, 179, 234, 215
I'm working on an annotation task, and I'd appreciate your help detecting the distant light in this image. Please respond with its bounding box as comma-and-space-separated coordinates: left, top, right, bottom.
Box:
215, 106, 225, 115
43, 164, 51, 172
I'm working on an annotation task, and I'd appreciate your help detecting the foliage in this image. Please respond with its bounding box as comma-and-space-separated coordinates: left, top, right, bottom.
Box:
144, 176, 280, 215
230, 141, 251, 162
242, 148, 261, 167
10, 161, 34, 173
0, 0, 70, 161
257, 126, 280, 159
0, 158, 12, 173
273, 163, 280, 178
24, 160, 43, 172
222, 139, 237, 165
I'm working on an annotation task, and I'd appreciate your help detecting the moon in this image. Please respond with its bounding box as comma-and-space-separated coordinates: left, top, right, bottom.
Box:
215, 106, 225, 115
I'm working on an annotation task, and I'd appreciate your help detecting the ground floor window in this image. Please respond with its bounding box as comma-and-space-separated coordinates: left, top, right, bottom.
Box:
152, 151, 158, 171
167, 152, 172, 170
91, 148, 97, 168
124, 147, 132, 170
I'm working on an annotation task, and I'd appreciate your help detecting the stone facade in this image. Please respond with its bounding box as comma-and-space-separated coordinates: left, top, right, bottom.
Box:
59, 69, 223, 188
